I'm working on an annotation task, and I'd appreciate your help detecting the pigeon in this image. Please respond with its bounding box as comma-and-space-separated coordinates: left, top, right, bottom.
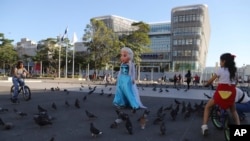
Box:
64, 89, 69, 94
85, 110, 97, 120
125, 116, 133, 135
0, 118, 14, 130
184, 110, 191, 119
38, 105, 47, 113
65, 100, 70, 107
204, 93, 211, 99
88, 89, 95, 95
107, 93, 112, 98
143, 109, 150, 117
49, 137, 55, 141
75, 98, 80, 109
13, 108, 28, 117
164, 104, 173, 111
99, 89, 104, 95
83, 95, 87, 101
90, 122, 102, 137
116, 109, 129, 121
170, 107, 178, 121
0, 107, 9, 112
153, 113, 165, 125
156, 106, 164, 117
165, 88, 169, 92
139, 113, 148, 129
88, 85, 92, 90
55, 86, 60, 91
160, 122, 166, 135
33, 112, 52, 127
181, 101, 186, 114
152, 87, 157, 91
52, 102, 57, 110
159, 88, 163, 93
174, 99, 181, 105
131, 108, 137, 114
51, 87, 54, 91
110, 121, 118, 129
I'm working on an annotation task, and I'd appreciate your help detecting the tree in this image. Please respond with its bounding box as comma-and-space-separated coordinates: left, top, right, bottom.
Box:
119, 21, 151, 64
0, 33, 18, 75
33, 38, 58, 75
82, 19, 120, 71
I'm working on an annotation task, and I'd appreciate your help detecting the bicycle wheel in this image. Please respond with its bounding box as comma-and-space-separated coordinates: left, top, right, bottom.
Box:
211, 106, 223, 129
22, 86, 31, 101
224, 115, 232, 141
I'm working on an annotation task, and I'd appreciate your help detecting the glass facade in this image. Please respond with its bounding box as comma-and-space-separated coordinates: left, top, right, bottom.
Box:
140, 22, 172, 72
171, 4, 210, 72
92, 4, 210, 73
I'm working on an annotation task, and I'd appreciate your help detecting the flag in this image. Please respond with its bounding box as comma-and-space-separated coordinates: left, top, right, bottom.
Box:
61, 26, 68, 41
71, 32, 78, 45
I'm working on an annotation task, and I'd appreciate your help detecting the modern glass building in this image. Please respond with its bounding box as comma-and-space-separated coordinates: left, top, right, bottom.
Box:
92, 4, 210, 73
141, 22, 172, 72
91, 15, 138, 35
171, 4, 210, 72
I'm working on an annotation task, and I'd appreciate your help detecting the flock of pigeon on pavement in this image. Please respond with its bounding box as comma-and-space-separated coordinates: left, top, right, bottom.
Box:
0, 82, 211, 140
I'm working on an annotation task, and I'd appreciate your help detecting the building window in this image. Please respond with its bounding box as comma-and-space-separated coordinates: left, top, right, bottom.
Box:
186, 39, 193, 45
173, 51, 177, 56
181, 39, 185, 45
173, 16, 178, 23
185, 50, 192, 56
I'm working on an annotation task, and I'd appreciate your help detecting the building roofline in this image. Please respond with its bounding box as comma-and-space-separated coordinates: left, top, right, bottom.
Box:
148, 21, 171, 24
171, 4, 208, 13
92, 15, 138, 23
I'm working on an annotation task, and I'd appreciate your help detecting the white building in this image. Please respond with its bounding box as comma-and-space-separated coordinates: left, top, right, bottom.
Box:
16, 38, 37, 58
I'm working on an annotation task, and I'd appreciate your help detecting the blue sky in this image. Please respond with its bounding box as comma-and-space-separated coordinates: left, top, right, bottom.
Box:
1, 0, 249, 67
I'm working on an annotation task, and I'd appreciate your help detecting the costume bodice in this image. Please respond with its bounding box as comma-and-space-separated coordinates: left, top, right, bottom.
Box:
120, 64, 129, 75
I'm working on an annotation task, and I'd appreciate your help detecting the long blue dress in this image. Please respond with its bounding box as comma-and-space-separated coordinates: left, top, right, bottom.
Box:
113, 63, 146, 109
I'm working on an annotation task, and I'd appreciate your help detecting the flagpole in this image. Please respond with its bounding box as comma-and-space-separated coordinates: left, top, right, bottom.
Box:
71, 32, 78, 79
58, 38, 61, 78
72, 44, 75, 79
65, 27, 68, 79
65, 43, 68, 78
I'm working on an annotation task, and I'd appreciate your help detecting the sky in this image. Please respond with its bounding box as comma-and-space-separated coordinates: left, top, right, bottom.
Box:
1, 0, 250, 67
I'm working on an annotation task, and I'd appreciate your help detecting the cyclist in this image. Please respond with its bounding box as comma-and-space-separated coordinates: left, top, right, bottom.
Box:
11, 60, 29, 104
201, 53, 240, 136
235, 87, 250, 121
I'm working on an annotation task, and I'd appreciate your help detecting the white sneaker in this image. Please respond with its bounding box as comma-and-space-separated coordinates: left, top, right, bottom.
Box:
201, 124, 208, 136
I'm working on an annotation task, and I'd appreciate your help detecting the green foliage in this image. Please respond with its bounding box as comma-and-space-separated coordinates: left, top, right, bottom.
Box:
119, 21, 151, 64
33, 38, 59, 73
0, 33, 18, 72
83, 19, 120, 70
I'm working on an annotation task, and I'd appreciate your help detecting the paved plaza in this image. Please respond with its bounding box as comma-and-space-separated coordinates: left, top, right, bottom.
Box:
0, 78, 249, 141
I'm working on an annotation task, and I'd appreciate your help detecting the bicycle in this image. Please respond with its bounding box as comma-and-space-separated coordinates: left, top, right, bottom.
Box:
204, 89, 233, 141
210, 104, 233, 141
10, 77, 31, 101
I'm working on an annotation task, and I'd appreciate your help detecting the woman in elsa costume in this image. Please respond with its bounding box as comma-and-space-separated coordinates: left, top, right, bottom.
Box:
113, 47, 147, 110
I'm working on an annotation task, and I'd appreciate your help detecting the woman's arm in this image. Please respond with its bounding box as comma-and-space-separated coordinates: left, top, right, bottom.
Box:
204, 74, 218, 86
